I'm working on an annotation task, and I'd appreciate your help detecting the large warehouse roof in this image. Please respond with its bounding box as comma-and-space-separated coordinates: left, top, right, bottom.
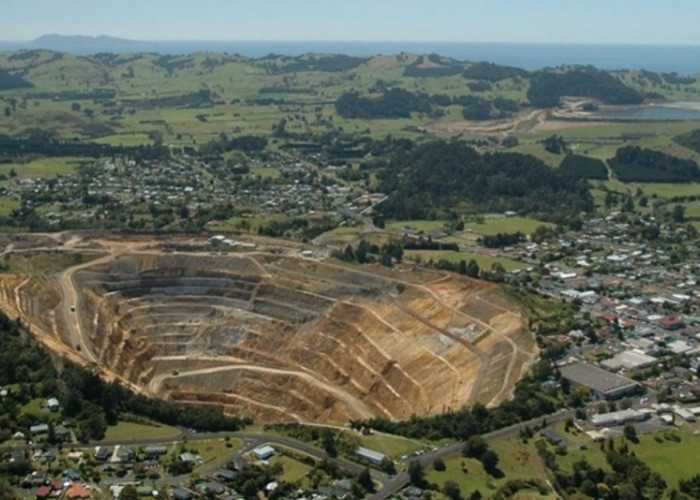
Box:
560, 362, 639, 397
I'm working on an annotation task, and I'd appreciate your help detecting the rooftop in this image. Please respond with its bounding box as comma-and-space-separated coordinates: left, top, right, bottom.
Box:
560, 362, 639, 396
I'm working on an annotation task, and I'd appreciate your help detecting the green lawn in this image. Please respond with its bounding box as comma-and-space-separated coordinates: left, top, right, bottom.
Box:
510, 142, 564, 168
206, 214, 290, 233
250, 167, 282, 179
549, 423, 700, 488
637, 182, 700, 199
386, 219, 447, 232
426, 437, 553, 499
404, 249, 523, 272
187, 438, 242, 467
92, 133, 153, 146
314, 224, 368, 245
0, 157, 81, 178
0, 198, 20, 216
21, 398, 50, 419
102, 421, 181, 442
626, 427, 700, 487
467, 217, 552, 236
357, 431, 426, 459
269, 455, 313, 483
682, 201, 700, 218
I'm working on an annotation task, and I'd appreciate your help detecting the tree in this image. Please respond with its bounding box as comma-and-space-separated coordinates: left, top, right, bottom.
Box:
672, 204, 686, 223
623, 424, 638, 443
357, 468, 375, 492
443, 480, 462, 500
408, 460, 426, 487
47, 420, 57, 444
481, 450, 499, 475
463, 435, 488, 459
118, 485, 139, 500
458, 260, 467, 275
433, 457, 446, 471
466, 259, 480, 278
321, 430, 337, 458
380, 456, 396, 475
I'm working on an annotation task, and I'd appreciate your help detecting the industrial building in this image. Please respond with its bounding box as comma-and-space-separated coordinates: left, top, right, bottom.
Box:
591, 408, 650, 427
355, 446, 387, 466
560, 362, 640, 399
252, 445, 275, 461
674, 406, 696, 422
600, 350, 658, 371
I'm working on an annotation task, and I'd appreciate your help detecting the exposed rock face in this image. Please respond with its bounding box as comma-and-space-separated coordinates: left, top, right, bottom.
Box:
0, 248, 536, 423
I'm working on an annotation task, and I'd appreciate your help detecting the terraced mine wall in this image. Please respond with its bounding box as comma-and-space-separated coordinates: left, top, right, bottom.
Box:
0, 248, 537, 424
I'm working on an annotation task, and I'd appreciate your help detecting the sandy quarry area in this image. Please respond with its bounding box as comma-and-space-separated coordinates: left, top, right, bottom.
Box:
0, 232, 537, 423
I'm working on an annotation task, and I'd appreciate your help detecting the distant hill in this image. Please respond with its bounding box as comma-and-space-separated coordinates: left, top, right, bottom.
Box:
27, 34, 158, 54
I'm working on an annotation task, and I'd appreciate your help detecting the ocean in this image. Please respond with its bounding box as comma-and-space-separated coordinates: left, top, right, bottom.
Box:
3, 40, 700, 74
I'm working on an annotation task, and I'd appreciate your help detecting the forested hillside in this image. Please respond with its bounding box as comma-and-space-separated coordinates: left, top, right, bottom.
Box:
527, 68, 644, 107
376, 140, 593, 220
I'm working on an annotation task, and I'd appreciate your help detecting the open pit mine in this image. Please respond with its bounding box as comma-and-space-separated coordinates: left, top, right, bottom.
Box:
0, 234, 537, 423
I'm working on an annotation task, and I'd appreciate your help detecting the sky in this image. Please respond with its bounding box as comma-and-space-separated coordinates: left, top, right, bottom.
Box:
2, 0, 700, 45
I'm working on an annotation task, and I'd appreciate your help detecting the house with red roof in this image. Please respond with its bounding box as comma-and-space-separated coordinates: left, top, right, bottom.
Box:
65, 484, 91, 499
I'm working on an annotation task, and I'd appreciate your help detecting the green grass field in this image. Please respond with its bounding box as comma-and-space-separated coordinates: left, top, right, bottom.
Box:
635, 182, 700, 199
404, 249, 523, 272
187, 438, 242, 468
633, 428, 700, 485
250, 167, 282, 179
467, 217, 552, 236
20, 398, 50, 419
0, 198, 20, 216
101, 421, 181, 442
314, 224, 370, 245
0, 157, 81, 178
356, 431, 426, 459
92, 133, 154, 146
510, 142, 564, 168
549, 422, 700, 488
269, 455, 313, 483
426, 437, 554, 499
386, 219, 447, 232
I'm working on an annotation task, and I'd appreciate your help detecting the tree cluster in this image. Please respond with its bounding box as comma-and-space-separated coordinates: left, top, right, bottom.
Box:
0, 130, 168, 162
608, 146, 700, 183
0, 68, 32, 90
559, 154, 608, 180
334, 88, 432, 119
462, 62, 529, 82
481, 232, 525, 248
459, 95, 519, 121
330, 239, 403, 267
279, 55, 370, 73
462, 436, 500, 476
376, 140, 593, 220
